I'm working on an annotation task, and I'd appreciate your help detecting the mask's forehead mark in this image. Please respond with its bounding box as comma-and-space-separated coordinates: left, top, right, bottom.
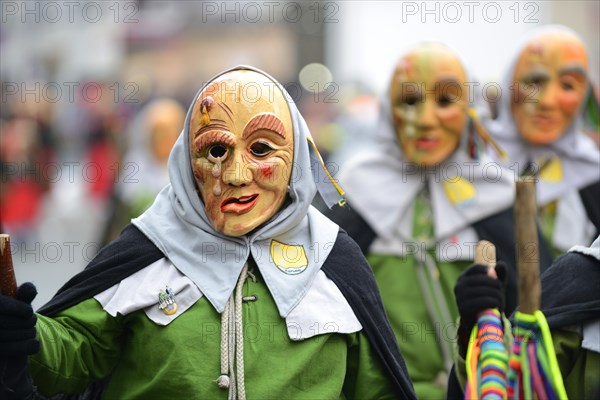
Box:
529, 42, 544, 56
199, 96, 214, 127
218, 102, 234, 122
191, 83, 219, 135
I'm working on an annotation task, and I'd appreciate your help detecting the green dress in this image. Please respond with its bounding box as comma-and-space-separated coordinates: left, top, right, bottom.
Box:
368, 193, 469, 399
29, 267, 397, 399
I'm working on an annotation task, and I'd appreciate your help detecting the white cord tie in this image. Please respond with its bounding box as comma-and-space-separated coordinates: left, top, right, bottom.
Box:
217, 263, 249, 400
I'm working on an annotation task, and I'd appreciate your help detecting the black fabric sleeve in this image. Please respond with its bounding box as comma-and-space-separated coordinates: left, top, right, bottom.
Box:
540, 251, 600, 329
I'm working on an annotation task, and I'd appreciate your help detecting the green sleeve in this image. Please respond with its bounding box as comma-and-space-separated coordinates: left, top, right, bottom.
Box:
551, 328, 600, 399
29, 298, 123, 396
343, 331, 398, 399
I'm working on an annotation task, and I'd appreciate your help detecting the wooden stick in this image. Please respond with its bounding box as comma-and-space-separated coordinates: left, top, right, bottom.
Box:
515, 178, 540, 314
0, 234, 17, 297
474, 240, 496, 268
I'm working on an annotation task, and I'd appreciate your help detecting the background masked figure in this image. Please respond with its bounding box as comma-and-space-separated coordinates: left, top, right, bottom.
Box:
328, 43, 551, 399
0, 67, 416, 399
487, 25, 600, 256
100, 98, 186, 244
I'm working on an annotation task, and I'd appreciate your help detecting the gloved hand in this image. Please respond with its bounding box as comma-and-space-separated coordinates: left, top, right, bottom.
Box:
0, 282, 39, 399
0, 282, 39, 357
454, 262, 507, 355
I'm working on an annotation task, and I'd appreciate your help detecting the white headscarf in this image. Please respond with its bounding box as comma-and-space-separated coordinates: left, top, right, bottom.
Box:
338, 43, 515, 257
488, 25, 600, 250
132, 66, 341, 317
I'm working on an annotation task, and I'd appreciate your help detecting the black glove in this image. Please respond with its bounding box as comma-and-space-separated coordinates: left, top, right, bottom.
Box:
1, 283, 39, 400
454, 262, 506, 355
0, 282, 39, 357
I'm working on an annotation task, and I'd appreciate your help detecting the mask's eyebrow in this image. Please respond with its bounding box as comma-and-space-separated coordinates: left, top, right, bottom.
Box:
558, 65, 587, 78
195, 119, 228, 137
193, 129, 236, 152
520, 68, 550, 83
242, 112, 287, 140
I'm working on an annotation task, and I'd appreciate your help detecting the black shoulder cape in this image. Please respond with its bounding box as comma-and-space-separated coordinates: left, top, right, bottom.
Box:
540, 250, 600, 329
37, 224, 416, 400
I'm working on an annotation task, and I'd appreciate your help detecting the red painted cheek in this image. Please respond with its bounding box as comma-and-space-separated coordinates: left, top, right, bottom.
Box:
558, 92, 583, 116
439, 110, 466, 135
260, 165, 273, 179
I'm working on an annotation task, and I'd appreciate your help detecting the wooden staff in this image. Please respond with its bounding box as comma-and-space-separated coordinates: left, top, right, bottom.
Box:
0, 233, 18, 297
514, 177, 540, 314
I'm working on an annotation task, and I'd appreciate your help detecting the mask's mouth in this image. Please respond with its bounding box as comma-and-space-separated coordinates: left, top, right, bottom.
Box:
415, 136, 440, 150
531, 113, 556, 127
220, 194, 259, 214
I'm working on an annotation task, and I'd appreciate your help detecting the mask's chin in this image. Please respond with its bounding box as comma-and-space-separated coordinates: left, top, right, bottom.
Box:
241, 195, 293, 238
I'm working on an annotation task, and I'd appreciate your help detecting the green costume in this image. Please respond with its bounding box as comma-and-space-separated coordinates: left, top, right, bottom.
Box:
330, 186, 521, 400
328, 43, 526, 398
367, 195, 469, 399
11, 66, 416, 399
552, 327, 600, 399
31, 266, 395, 399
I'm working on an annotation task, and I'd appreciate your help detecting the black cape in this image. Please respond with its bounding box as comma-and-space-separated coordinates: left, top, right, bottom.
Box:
37, 224, 416, 400
540, 250, 600, 329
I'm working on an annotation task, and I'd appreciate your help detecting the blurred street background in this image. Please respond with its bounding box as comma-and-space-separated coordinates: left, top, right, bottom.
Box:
1, 0, 598, 308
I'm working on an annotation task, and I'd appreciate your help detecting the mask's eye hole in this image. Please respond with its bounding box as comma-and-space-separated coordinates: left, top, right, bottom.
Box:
403, 95, 419, 106
438, 94, 457, 107
208, 144, 228, 160
250, 141, 273, 157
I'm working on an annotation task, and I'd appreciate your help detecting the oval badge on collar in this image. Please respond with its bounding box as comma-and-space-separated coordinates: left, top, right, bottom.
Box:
270, 240, 308, 275
158, 286, 178, 315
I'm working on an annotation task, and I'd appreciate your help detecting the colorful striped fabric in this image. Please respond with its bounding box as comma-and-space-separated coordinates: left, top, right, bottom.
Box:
506, 311, 568, 400
466, 309, 508, 400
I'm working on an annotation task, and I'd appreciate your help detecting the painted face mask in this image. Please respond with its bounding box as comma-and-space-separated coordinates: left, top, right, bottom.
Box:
389, 44, 468, 167
511, 30, 589, 145
189, 70, 294, 236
